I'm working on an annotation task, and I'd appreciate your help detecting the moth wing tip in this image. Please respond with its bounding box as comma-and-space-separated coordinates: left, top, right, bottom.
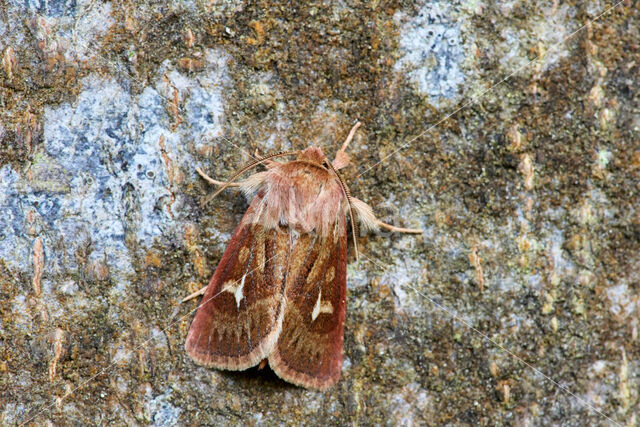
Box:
184, 323, 283, 371
185, 349, 259, 371
268, 350, 340, 391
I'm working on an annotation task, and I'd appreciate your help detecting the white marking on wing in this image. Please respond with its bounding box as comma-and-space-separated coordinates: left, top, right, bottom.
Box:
221, 274, 246, 310
312, 291, 322, 321
235, 273, 246, 309
311, 290, 333, 322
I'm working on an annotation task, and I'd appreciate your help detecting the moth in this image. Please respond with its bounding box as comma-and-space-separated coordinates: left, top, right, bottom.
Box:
184, 122, 421, 390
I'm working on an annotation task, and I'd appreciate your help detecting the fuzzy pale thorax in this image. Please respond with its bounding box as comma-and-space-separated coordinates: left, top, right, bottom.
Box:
239, 148, 350, 236
237, 147, 378, 238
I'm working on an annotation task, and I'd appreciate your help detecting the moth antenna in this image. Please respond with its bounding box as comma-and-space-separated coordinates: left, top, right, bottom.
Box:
201, 150, 299, 207
325, 159, 359, 261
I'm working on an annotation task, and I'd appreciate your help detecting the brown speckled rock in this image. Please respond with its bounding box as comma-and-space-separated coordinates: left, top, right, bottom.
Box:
1, 0, 638, 425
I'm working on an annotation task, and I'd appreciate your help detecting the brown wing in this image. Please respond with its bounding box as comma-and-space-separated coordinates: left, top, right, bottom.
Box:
268, 216, 348, 390
185, 195, 290, 370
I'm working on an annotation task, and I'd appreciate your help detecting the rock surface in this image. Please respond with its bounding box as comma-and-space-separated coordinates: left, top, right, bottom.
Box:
1, 0, 638, 425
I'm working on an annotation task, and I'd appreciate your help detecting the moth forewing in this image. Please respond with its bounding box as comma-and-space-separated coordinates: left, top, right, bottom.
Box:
184, 199, 289, 371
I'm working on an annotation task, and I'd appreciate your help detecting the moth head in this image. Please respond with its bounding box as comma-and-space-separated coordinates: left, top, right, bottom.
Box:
297, 147, 327, 165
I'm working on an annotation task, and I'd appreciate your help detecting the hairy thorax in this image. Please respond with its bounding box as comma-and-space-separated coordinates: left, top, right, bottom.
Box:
260, 161, 346, 235
240, 148, 348, 236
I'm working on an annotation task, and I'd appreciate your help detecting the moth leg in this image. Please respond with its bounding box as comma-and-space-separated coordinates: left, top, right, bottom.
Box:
333, 121, 361, 170
196, 167, 241, 188
376, 220, 422, 234
181, 285, 207, 303
339, 121, 361, 152
352, 197, 423, 234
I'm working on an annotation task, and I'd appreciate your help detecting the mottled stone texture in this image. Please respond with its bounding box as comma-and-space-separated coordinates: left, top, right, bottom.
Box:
1, 0, 638, 425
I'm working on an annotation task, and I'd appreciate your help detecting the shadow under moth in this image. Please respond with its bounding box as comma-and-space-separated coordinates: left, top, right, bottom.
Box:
184, 122, 421, 390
